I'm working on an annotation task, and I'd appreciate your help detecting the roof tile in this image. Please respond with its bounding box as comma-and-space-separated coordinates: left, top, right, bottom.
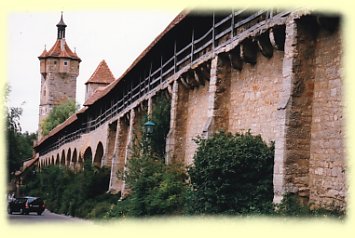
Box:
38, 39, 81, 61
85, 60, 115, 85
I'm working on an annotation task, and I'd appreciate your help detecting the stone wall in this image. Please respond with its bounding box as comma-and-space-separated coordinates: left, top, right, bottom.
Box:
172, 82, 189, 164
229, 50, 284, 143
210, 57, 231, 133
183, 83, 209, 165
309, 27, 345, 210
105, 120, 118, 167
283, 17, 317, 205
109, 117, 129, 193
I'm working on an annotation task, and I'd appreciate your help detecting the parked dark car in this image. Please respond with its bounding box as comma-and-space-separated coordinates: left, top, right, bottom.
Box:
8, 196, 45, 215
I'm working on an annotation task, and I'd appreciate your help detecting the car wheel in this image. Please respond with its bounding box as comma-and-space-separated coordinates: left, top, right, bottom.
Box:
7, 207, 12, 215
37, 211, 42, 216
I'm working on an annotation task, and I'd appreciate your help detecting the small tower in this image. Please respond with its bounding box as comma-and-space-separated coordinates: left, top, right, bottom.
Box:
85, 60, 115, 101
38, 12, 81, 138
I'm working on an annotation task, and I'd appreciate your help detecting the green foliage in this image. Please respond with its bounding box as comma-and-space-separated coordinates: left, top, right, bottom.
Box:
274, 194, 345, 219
117, 155, 187, 216
40, 99, 78, 136
186, 131, 274, 215
150, 95, 171, 158
108, 94, 187, 217
23, 163, 117, 219
5, 87, 37, 179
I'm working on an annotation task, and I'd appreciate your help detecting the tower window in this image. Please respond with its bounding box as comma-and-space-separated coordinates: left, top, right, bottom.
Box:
64, 61, 68, 66
54, 61, 57, 65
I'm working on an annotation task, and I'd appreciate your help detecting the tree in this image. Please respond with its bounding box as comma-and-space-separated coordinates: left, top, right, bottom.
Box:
5, 87, 37, 178
40, 100, 79, 136
187, 131, 275, 214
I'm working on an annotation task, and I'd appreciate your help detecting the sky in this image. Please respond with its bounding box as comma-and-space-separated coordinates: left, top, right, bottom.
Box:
7, 10, 181, 133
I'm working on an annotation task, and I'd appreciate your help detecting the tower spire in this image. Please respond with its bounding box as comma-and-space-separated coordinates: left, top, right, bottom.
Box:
56, 11, 67, 39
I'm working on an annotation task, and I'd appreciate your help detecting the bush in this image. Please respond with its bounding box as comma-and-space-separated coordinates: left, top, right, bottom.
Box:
187, 131, 274, 215
274, 193, 345, 219
122, 155, 187, 216
108, 93, 187, 217
23, 163, 118, 218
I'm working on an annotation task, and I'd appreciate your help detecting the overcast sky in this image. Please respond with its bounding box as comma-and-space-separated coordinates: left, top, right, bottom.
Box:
7, 10, 181, 133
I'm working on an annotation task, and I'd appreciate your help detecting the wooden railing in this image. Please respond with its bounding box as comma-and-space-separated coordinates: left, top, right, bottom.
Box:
39, 9, 289, 156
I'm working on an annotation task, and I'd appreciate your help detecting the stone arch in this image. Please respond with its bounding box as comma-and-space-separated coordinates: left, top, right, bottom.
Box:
56, 154, 60, 165
61, 150, 66, 166
67, 148, 72, 167
52, 155, 55, 165
83, 147, 92, 168
51, 156, 54, 165
93, 142, 104, 168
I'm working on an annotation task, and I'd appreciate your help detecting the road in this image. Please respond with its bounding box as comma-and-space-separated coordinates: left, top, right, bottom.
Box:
8, 209, 90, 223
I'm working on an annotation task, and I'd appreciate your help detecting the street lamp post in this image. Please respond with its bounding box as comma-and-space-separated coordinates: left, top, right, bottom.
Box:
144, 120, 156, 135
144, 120, 156, 156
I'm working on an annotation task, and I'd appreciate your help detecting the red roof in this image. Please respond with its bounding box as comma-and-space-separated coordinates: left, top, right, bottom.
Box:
15, 156, 39, 177
38, 39, 81, 62
85, 60, 115, 85
36, 111, 78, 146
39, 48, 48, 58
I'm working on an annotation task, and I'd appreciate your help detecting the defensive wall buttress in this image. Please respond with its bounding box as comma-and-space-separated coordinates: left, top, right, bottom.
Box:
34, 10, 345, 211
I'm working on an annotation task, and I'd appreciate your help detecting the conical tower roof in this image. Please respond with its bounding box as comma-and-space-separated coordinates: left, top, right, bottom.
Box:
85, 60, 115, 85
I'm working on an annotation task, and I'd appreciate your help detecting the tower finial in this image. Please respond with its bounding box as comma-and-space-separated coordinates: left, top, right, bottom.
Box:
56, 11, 67, 39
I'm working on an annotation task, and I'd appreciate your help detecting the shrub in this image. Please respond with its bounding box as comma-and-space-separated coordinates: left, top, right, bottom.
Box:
108, 93, 187, 217
187, 131, 274, 215
274, 193, 345, 219
23, 163, 117, 218
122, 155, 187, 216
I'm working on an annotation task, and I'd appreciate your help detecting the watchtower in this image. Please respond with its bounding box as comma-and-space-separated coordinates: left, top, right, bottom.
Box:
38, 12, 81, 138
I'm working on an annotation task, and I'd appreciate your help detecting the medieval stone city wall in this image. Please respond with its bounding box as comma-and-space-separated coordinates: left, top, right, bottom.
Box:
37, 12, 345, 211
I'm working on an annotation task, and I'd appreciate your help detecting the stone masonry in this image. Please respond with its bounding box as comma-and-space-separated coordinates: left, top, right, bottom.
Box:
36, 11, 345, 211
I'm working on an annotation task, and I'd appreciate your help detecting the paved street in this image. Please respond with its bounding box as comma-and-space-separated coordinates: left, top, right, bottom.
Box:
8, 209, 89, 223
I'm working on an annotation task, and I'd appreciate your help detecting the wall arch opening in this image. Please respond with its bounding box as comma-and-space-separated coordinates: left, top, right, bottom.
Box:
72, 149, 78, 171
61, 150, 66, 166
94, 142, 104, 168
83, 147, 92, 169
67, 148, 72, 167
